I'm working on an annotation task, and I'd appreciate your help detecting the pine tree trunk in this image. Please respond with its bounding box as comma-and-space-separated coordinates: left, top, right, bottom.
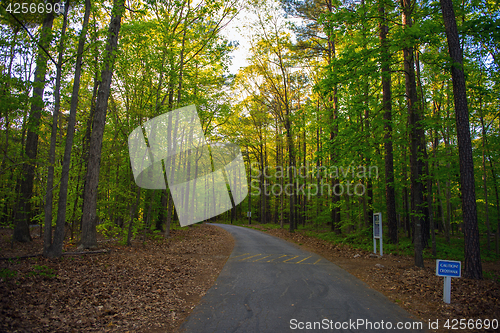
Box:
80, 0, 125, 249
440, 0, 482, 279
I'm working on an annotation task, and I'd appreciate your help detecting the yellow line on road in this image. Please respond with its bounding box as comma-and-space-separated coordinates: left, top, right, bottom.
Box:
296, 256, 312, 264
253, 255, 273, 262
283, 255, 300, 263
231, 253, 250, 259
239, 254, 262, 261
267, 255, 288, 262
313, 259, 322, 264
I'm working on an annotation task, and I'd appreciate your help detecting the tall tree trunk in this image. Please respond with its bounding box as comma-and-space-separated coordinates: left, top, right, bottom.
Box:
324, 0, 340, 233
364, 100, 373, 231
316, 106, 321, 223
477, 95, 491, 254
286, 115, 295, 232
80, 0, 125, 249
13, 10, 55, 242
277, 124, 283, 228
487, 156, 500, 256
379, 2, 397, 244
440, 0, 482, 279
302, 118, 306, 226
44, 0, 71, 257
426, 138, 436, 256
401, 0, 424, 268
248, 150, 252, 225
127, 186, 141, 246
260, 136, 266, 224
402, 147, 411, 238
80, 22, 102, 232
416, 52, 430, 249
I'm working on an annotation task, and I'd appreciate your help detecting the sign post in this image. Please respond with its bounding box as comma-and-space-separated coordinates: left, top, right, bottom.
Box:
373, 213, 383, 256
436, 259, 461, 304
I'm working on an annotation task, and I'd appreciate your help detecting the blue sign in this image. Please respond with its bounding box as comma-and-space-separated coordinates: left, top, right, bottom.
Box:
373, 213, 382, 239
436, 260, 461, 278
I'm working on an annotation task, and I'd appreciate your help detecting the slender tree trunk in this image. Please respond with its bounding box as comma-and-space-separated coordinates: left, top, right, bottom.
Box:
380, 2, 397, 244
402, 147, 411, 238
80, 0, 125, 249
416, 53, 430, 249
44, 0, 71, 257
487, 156, 500, 256
401, 0, 424, 268
324, 0, 340, 233
440, 0, 482, 279
13, 10, 55, 242
364, 108, 373, 231
248, 149, 252, 225
426, 140, 436, 256
286, 116, 295, 232
127, 186, 141, 246
478, 96, 491, 254
260, 138, 266, 224
302, 121, 306, 226
278, 126, 283, 228
1, 29, 18, 174
315, 104, 321, 222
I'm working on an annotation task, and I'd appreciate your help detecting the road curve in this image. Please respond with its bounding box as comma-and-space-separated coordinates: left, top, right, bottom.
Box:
180, 224, 424, 332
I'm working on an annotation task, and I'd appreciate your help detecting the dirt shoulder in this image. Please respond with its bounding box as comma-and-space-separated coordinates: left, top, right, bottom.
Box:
0, 224, 234, 332
249, 225, 500, 333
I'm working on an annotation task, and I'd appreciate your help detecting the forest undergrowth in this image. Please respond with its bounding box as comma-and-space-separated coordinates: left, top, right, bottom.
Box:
0, 224, 233, 332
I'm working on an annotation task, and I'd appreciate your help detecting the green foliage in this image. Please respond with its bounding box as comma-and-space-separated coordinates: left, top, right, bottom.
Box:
96, 222, 122, 239
27, 265, 56, 278
0, 268, 17, 279
150, 229, 164, 241
0, 0, 498, 271
483, 271, 500, 283
246, 223, 282, 231
118, 218, 143, 246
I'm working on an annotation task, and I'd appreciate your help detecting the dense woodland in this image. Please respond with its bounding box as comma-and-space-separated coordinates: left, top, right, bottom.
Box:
0, 0, 498, 280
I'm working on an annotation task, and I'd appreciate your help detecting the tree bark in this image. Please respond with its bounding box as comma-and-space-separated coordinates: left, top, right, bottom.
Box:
80, 0, 125, 249
440, 0, 482, 279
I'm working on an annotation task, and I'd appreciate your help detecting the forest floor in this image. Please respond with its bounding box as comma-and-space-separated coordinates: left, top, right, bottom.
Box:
1, 223, 499, 332
0, 224, 234, 332
246, 224, 500, 333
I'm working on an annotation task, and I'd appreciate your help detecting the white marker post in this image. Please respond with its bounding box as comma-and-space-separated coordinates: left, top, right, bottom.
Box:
436, 259, 461, 304
373, 213, 383, 256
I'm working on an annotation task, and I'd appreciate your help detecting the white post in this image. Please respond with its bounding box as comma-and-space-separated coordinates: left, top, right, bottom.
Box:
380, 238, 383, 256
373, 238, 377, 254
443, 276, 451, 304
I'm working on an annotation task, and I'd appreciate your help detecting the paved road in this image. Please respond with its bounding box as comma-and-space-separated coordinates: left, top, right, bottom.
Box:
180, 224, 424, 332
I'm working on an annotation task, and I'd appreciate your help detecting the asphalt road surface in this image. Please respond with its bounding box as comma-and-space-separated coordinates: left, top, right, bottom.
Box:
180, 224, 424, 332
